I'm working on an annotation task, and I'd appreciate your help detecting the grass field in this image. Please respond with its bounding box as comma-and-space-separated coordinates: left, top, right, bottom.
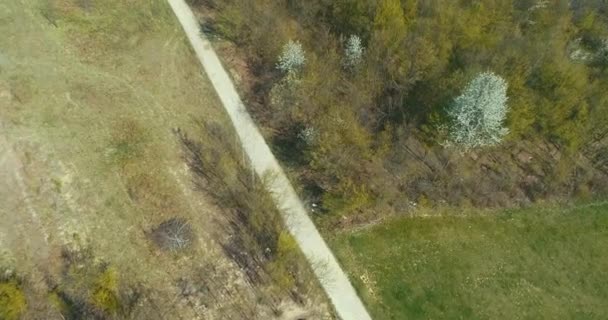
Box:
0, 0, 329, 318
332, 203, 608, 320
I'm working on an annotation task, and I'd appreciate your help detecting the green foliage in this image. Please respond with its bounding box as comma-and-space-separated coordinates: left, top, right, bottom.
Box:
266, 232, 299, 292
528, 61, 590, 149
373, 0, 407, 48
0, 281, 26, 320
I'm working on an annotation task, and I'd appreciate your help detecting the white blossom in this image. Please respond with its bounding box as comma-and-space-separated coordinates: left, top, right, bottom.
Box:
598, 38, 608, 61
570, 48, 593, 62
298, 126, 318, 145
447, 71, 509, 149
568, 38, 594, 63
528, 0, 549, 11
277, 40, 306, 73
344, 35, 364, 67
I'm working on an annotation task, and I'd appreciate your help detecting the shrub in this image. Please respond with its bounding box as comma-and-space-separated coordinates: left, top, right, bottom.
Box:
266, 232, 299, 292
0, 280, 27, 320
54, 248, 134, 319
150, 218, 194, 252
269, 70, 301, 114
91, 268, 120, 314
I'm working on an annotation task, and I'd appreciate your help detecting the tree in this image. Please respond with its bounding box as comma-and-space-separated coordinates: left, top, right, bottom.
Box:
344, 34, 364, 68
277, 40, 306, 73
371, 0, 407, 76
447, 72, 509, 149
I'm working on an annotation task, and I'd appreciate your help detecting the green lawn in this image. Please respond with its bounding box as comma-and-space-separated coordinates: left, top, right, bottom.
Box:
333, 203, 608, 319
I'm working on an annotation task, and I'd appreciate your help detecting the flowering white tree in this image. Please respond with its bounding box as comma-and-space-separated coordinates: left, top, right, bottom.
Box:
598, 38, 608, 63
344, 35, 364, 67
447, 71, 509, 149
277, 40, 306, 73
298, 126, 318, 145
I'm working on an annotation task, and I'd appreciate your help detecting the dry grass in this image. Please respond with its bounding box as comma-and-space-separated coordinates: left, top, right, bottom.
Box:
0, 0, 330, 318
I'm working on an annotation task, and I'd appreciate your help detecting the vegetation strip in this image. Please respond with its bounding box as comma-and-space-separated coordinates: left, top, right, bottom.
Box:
167, 0, 372, 318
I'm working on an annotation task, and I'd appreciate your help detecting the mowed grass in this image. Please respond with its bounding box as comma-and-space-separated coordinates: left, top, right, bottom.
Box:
332, 203, 608, 320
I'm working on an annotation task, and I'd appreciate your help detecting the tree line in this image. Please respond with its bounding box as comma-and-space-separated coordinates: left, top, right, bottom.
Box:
197, 0, 608, 225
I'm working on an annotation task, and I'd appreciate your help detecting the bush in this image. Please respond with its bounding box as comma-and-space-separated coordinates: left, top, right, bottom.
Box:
266, 232, 299, 292
54, 248, 133, 319
91, 268, 120, 314
0, 280, 27, 320
150, 218, 194, 252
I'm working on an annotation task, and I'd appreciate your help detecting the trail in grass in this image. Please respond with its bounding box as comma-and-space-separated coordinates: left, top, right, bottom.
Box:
166, 1, 372, 319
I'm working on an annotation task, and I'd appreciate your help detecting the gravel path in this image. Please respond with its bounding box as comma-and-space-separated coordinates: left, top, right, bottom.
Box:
167, 1, 373, 319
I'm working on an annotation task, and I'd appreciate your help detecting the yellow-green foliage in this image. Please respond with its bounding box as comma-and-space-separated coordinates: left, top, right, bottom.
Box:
276, 231, 298, 257
373, 0, 407, 48
59, 252, 123, 316
323, 179, 372, 215
0, 281, 27, 320
371, 0, 408, 82
267, 232, 299, 292
204, 0, 608, 220
91, 268, 120, 313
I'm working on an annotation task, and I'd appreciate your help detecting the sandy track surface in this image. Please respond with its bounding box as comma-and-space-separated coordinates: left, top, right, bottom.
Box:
167, 1, 373, 319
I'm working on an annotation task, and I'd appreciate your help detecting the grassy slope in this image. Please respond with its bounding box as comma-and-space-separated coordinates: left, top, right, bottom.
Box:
0, 0, 234, 315
0, 1, 330, 318
0, 0, 226, 275
333, 203, 608, 320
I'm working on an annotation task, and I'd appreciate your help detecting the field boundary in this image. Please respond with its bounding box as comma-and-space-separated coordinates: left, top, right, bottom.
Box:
166, 1, 372, 319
